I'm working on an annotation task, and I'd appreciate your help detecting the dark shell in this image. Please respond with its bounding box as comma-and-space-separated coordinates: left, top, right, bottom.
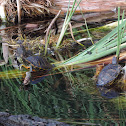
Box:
97, 64, 122, 86
25, 56, 52, 70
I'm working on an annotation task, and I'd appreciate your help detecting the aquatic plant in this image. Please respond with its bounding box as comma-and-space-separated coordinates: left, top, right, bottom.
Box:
56, 0, 82, 49
54, 12, 126, 68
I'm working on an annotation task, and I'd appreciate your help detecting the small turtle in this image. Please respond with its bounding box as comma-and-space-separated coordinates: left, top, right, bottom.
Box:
97, 56, 122, 86
21, 55, 53, 71
21, 55, 53, 85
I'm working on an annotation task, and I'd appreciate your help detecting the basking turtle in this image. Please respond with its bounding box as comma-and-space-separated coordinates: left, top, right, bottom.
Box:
21, 55, 53, 71
21, 55, 53, 85
97, 56, 122, 87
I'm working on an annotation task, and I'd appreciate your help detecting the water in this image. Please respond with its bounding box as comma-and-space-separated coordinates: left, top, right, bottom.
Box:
0, 65, 126, 125
0, 20, 126, 126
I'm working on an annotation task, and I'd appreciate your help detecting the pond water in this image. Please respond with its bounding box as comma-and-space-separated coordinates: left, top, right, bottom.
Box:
0, 20, 126, 126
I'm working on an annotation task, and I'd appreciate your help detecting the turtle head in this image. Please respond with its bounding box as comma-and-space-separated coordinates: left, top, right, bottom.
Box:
112, 56, 118, 64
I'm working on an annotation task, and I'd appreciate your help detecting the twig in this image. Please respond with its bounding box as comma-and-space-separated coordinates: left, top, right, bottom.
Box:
45, 10, 61, 44
68, 22, 85, 47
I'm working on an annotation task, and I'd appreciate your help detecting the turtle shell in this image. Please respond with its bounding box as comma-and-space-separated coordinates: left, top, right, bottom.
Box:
25, 56, 52, 70
97, 64, 122, 86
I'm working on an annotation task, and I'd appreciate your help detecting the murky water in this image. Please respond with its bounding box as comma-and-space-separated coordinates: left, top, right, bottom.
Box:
0, 20, 126, 126
1, 63, 126, 125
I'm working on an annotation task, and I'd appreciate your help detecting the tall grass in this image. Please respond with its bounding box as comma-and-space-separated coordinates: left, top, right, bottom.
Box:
54, 9, 126, 68
55, 0, 82, 49
116, 7, 125, 59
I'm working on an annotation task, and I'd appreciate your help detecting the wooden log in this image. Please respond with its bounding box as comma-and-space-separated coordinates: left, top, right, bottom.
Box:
50, 0, 126, 14
49, 0, 126, 22
1, 0, 126, 23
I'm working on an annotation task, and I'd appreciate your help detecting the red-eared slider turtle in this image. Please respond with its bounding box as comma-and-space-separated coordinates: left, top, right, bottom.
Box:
21, 55, 53, 71
97, 56, 122, 86
21, 55, 53, 85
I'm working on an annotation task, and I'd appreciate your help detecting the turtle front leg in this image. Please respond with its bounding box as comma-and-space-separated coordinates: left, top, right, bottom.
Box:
93, 64, 104, 80
122, 66, 126, 83
121, 65, 126, 91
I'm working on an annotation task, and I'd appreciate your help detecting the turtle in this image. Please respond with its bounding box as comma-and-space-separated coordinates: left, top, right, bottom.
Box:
96, 56, 122, 87
21, 55, 53, 85
20, 55, 53, 71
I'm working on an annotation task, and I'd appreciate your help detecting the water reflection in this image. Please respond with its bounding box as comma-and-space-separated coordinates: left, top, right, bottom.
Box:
0, 67, 126, 125
97, 86, 120, 99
